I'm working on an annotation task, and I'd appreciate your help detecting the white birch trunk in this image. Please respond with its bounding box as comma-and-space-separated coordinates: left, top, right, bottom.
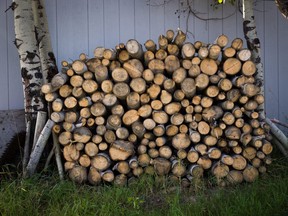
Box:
52, 132, 64, 180
30, 0, 64, 178
264, 116, 288, 150
32, 0, 58, 83
25, 119, 55, 177
32, 111, 47, 149
14, 0, 45, 114
243, 1, 288, 155
243, 0, 264, 119
22, 119, 31, 172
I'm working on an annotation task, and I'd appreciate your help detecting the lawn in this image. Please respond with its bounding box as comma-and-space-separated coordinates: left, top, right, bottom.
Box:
0, 155, 287, 216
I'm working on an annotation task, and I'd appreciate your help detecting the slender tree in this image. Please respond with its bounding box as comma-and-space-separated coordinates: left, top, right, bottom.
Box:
13, 0, 63, 178
242, 0, 264, 119
14, 0, 46, 171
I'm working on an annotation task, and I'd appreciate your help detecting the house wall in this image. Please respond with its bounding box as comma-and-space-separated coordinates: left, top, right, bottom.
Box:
1, 0, 288, 130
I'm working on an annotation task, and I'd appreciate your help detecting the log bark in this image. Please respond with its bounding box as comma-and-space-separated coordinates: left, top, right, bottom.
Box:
25, 119, 55, 177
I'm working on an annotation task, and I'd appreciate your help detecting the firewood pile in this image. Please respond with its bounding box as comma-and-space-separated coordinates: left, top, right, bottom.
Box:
41, 29, 273, 186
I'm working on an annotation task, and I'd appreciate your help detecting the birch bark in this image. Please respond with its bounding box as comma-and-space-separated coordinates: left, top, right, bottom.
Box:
14, 0, 46, 171
242, 0, 264, 119
32, 0, 58, 83
14, 0, 45, 114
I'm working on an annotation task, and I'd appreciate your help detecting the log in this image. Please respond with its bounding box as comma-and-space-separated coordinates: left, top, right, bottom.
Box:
166, 29, 175, 42
88, 167, 101, 185
181, 78, 196, 98
243, 166, 259, 182
103, 48, 116, 60
223, 47, 236, 59
152, 158, 171, 176
25, 119, 55, 177
171, 159, 186, 177
94, 47, 105, 59
113, 161, 130, 174
159, 146, 173, 159
237, 48, 251, 61
82, 79, 98, 94
63, 145, 79, 163
188, 64, 201, 78
147, 84, 161, 99
202, 106, 224, 122
126, 39, 143, 59
69, 166, 87, 184
198, 46, 209, 59
158, 35, 168, 50
225, 126, 241, 140
130, 78, 146, 94
209, 44, 221, 60
167, 44, 179, 56
152, 111, 169, 124
232, 155, 247, 170
112, 82, 130, 100
200, 58, 218, 75
101, 170, 115, 182
216, 34, 229, 48
144, 39, 156, 52
94, 65, 108, 83
231, 38, 243, 50
173, 30, 186, 47
144, 51, 155, 66
109, 140, 134, 161
195, 74, 209, 91
165, 55, 180, 74
79, 154, 91, 168
73, 127, 92, 143
223, 58, 242, 75
91, 153, 111, 171
123, 59, 144, 78
181, 42, 195, 59
172, 133, 191, 150
212, 162, 229, 178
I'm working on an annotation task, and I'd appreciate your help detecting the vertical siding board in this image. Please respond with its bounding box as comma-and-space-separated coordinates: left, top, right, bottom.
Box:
222, 3, 237, 44
264, 2, 279, 119
88, 0, 105, 56
57, 0, 88, 62
135, 0, 150, 44
179, 0, 188, 34
0, 0, 9, 109
119, 0, 135, 43
7, 0, 23, 109
193, 0, 209, 43
104, 0, 120, 48
235, 1, 243, 39
208, 5, 223, 42
254, 1, 264, 61
44, 0, 57, 63
164, 0, 180, 33
278, 13, 288, 130
149, 0, 165, 42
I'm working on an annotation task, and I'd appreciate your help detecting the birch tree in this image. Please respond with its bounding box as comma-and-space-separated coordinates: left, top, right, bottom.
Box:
14, 0, 46, 171
12, 0, 63, 178
31, 0, 58, 83
242, 0, 264, 119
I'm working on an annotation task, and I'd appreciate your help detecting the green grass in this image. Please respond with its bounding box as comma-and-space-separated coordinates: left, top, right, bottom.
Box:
0, 157, 288, 216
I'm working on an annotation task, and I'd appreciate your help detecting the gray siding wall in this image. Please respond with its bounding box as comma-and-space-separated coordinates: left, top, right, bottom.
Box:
1, 0, 288, 126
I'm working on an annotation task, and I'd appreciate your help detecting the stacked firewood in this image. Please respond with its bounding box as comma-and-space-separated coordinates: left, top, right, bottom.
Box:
42, 30, 273, 186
